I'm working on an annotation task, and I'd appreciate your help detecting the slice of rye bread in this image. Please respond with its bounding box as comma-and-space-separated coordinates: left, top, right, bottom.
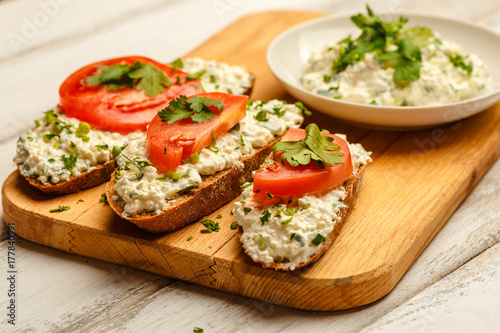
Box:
107, 136, 281, 233
19, 76, 256, 195
21, 160, 117, 195
237, 164, 367, 271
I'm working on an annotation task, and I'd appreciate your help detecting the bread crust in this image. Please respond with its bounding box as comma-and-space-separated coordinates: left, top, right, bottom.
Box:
237, 164, 367, 271
20, 160, 116, 195
107, 137, 281, 233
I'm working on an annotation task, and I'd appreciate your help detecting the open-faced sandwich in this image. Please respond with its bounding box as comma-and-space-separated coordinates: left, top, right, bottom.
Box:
106, 97, 306, 233
234, 123, 372, 271
13, 56, 254, 194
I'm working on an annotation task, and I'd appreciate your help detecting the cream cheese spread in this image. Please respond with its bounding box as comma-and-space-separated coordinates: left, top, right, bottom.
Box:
183, 57, 253, 95
302, 37, 491, 106
234, 139, 372, 271
14, 109, 144, 185
112, 100, 304, 217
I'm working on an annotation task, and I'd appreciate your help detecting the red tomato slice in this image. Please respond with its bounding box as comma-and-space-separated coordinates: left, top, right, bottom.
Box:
146, 92, 248, 171
59, 56, 202, 133
253, 128, 353, 196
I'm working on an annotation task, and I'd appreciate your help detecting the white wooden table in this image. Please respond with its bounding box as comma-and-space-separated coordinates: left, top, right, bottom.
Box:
1, 0, 499, 332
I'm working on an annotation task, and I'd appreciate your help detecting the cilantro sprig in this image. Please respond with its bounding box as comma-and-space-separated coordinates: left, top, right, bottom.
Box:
84, 62, 173, 97
158, 95, 224, 124
272, 123, 344, 169
449, 53, 473, 76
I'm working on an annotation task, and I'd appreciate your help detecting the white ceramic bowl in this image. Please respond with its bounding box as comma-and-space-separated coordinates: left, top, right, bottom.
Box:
266, 13, 500, 130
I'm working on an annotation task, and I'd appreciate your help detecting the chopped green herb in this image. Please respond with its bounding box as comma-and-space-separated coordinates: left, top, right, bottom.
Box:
273, 123, 344, 169
260, 210, 271, 225
169, 58, 184, 70
186, 69, 206, 81
99, 193, 108, 204
208, 131, 220, 153
61, 152, 78, 175
311, 233, 326, 246
216, 214, 222, 219
112, 145, 127, 159
230, 221, 238, 230
266, 192, 274, 198
273, 106, 286, 117
34, 119, 41, 128
232, 123, 240, 132
187, 236, 193, 241
158, 95, 224, 124
171, 171, 182, 182
177, 184, 196, 195
201, 218, 220, 233
253, 110, 268, 122
209, 74, 217, 83
193, 327, 204, 333
95, 144, 109, 151
183, 152, 199, 164
50, 206, 70, 213
70, 141, 77, 148
240, 182, 253, 189
77, 199, 84, 204
239, 135, 245, 146
257, 235, 267, 250
43, 134, 60, 141
281, 217, 293, 226
122, 154, 151, 180
294, 101, 311, 116
43, 110, 58, 126
75, 122, 91, 142
449, 53, 473, 76
156, 176, 167, 181
368, 100, 378, 105
291, 233, 305, 247
48, 158, 55, 163
243, 207, 252, 215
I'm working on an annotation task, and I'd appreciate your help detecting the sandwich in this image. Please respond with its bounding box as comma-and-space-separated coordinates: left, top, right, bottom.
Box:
234, 123, 372, 270
13, 56, 254, 194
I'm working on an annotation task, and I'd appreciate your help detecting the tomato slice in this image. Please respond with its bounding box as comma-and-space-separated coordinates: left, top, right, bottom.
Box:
146, 92, 248, 171
59, 56, 202, 133
253, 128, 353, 196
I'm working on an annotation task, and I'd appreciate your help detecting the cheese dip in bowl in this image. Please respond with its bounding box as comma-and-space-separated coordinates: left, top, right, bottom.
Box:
267, 8, 500, 130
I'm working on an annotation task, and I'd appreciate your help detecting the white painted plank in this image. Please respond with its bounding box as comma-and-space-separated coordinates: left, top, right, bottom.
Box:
0, 237, 173, 332
362, 243, 500, 333
0, 0, 176, 60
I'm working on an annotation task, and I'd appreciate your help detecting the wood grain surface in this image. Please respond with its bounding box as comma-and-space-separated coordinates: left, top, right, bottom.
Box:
2, 11, 500, 311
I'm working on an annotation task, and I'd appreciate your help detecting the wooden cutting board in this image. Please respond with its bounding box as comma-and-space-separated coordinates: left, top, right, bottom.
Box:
3, 11, 500, 311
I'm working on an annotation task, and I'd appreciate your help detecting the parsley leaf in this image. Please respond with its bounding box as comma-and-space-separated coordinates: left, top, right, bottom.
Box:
61, 152, 78, 175
272, 123, 344, 169
260, 210, 271, 225
377, 40, 422, 86
122, 154, 152, 180
84, 62, 173, 97
158, 95, 224, 124
128, 62, 172, 97
169, 58, 184, 70
186, 69, 206, 81
230, 221, 238, 230
99, 193, 108, 204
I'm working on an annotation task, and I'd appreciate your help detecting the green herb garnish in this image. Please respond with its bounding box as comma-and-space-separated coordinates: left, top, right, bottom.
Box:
158, 95, 224, 124
61, 151, 78, 175
177, 184, 195, 195
311, 233, 326, 246
112, 145, 127, 159
95, 144, 109, 151
99, 193, 108, 204
84, 62, 172, 97
230, 221, 237, 230
186, 69, 206, 81
272, 123, 344, 169
122, 154, 152, 180
243, 207, 252, 215
169, 58, 184, 70
75, 122, 91, 142
50, 206, 70, 213
260, 210, 271, 225
253, 110, 268, 122
201, 218, 220, 233
240, 182, 253, 189
449, 53, 473, 76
